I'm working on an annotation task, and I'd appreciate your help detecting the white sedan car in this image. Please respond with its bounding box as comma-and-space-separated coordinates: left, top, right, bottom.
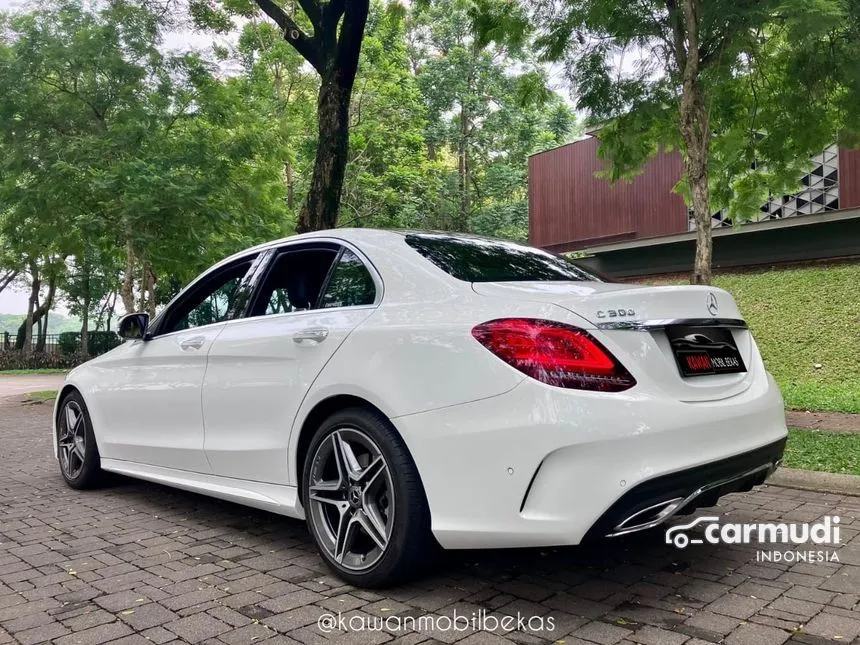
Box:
53, 229, 787, 587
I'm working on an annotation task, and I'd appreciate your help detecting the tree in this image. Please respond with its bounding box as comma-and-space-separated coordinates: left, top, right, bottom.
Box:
339, 4, 444, 230
473, 0, 860, 282
0, 0, 289, 332
195, 0, 371, 233
410, 0, 578, 238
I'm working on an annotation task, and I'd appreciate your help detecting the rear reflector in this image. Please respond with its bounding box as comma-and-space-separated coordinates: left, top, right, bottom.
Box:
472, 318, 636, 392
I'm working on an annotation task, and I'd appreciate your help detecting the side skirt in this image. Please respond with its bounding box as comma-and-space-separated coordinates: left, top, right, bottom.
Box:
100, 458, 305, 519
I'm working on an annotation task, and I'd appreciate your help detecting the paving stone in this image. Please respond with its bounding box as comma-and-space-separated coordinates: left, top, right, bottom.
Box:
571, 621, 633, 645
724, 623, 790, 645
53, 620, 132, 645
802, 611, 860, 641
118, 603, 179, 631
2, 398, 860, 645
706, 593, 768, 620
165, 613, 230, 642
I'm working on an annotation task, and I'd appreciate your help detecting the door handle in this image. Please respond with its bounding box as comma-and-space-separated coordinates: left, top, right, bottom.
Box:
179, 336, 205, 351
293, 328, 329, 344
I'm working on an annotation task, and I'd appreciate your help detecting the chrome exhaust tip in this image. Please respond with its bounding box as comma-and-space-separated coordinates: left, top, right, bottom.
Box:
606, 497, 686, 538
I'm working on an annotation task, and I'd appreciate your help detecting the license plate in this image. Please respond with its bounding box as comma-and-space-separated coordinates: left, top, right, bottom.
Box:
666, 325, 746, 377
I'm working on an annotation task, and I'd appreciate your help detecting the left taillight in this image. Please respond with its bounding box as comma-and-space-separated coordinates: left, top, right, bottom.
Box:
471, 318, 636, 392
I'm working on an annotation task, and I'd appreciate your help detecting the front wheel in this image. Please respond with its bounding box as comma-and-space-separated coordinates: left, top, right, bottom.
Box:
56, 391, 104, 489
301, 407, 434, 587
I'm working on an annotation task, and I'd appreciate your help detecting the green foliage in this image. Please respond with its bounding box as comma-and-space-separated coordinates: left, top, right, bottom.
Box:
0, 0, 291, 325
58, 330, 121, 356
0, 349, 79, 370
0, 0, 566, 330
57, 332, 79, 356
475, 0, 860, 223
409, 0, 580, 239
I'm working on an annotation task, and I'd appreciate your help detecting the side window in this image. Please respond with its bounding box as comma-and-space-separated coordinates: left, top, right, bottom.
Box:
158, 258, 256, 335
250, 247, 338, 317
320, 249, 376, 309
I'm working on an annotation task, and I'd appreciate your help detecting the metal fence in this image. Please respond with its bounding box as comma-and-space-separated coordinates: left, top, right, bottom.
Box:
2, 332, 62, 354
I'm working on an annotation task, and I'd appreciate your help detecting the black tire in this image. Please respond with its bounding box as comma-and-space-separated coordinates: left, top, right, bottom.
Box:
301, 407, 435, 587
56, 390, 104, 489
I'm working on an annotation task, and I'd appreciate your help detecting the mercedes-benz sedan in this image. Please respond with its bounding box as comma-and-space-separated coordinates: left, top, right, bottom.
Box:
53, 230, 787, 587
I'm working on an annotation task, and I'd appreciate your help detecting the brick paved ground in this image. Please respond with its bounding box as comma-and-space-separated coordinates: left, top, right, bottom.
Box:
1, 398, 859, 645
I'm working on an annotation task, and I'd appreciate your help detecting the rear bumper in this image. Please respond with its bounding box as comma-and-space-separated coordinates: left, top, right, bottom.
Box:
583, 437, 785, 541
394, 371, 788, 549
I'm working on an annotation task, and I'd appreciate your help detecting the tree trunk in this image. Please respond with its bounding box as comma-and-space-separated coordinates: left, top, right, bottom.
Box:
23, 261, 40, 356
678, 0, 713, 285
35, 313, 43, 352
285, 161, 295, 211
139, 258, 149, 312
34, 273, 57, 353
457, 103, 470, 231
145, 264, 157, 319
297, 77, 351, 233
681, 85, 712, 285
80, 263, 91, 357
120, 241, 135, 314
253, 0, 368, 232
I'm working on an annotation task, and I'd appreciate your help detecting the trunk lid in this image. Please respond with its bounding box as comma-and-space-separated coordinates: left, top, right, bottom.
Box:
470, 281, 743, 324
471, 281, 755, 402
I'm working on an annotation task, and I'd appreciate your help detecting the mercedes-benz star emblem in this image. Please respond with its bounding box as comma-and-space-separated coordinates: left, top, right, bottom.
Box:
706, 292, 719, 316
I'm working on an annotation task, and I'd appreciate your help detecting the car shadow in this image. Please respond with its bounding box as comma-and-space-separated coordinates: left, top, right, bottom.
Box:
92, 471, 748, 588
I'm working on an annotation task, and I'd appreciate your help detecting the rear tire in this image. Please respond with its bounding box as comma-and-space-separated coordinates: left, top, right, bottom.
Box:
56, 391, 104, 490
301, 407, 434, 587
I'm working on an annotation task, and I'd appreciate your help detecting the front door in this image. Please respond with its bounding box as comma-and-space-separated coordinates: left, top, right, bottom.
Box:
92, 254, 260, 472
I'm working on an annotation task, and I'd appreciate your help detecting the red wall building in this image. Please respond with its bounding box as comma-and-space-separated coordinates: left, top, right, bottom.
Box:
528, 135, 860, 254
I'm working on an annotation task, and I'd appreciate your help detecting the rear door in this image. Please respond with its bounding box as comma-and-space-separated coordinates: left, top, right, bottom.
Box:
202, 242, 380, 485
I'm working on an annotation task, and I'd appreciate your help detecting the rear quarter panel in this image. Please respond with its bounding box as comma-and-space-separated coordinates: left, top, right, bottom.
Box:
288, 291, 593, 486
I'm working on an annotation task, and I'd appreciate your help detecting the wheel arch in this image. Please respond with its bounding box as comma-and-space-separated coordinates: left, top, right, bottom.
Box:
52, 382, 99, 455
292, 394, 419, 501
52, 383, 83, 459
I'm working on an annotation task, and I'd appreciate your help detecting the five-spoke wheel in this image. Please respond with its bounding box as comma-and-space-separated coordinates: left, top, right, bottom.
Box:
302, 407, 434, 587
56, 391, 103, 489
307, 428, 394, 571
58, 400, 87, 479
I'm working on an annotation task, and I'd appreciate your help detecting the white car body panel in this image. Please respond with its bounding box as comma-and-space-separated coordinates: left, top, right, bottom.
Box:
53, 228, 788, 550
76, 323, 227, 472
202, 305, 375, 484
100, 458, 301, 516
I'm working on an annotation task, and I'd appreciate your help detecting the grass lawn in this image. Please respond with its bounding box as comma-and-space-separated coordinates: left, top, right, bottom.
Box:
0, 368, 68, 375
784, 428, 860, 475
26, 390, 58, 401
652, 263, 860, 414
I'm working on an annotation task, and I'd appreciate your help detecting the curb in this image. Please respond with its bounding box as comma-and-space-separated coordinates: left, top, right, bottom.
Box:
769, 467, 860, 496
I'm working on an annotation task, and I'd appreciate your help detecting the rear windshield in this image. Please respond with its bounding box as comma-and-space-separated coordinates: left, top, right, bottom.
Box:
404, 234, 601, 283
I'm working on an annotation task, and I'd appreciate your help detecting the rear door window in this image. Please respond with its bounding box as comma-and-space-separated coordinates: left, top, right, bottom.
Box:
249, 246, 339, 317
404, 233, 601, 282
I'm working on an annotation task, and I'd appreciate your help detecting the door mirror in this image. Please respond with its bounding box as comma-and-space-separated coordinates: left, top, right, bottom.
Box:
118, 313, 151, 340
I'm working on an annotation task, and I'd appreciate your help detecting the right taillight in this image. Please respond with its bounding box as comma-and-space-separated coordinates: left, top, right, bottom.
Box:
472, 318, 636, 392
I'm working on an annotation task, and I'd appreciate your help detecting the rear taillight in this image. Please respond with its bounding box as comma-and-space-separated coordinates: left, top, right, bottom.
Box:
472, 318, 636, 392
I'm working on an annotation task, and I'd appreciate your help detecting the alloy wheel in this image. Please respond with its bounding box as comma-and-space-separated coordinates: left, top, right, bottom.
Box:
58, 401, 86, 479
306, 428, 395, 571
